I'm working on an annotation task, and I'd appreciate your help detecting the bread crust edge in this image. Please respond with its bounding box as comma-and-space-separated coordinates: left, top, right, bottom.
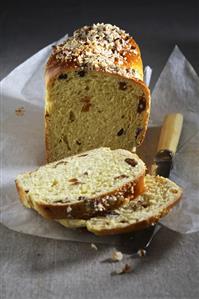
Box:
15, 172, 145, 220
86, 188, 182, 236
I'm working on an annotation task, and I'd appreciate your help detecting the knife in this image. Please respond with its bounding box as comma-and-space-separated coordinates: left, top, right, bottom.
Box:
151, 113, 183, 177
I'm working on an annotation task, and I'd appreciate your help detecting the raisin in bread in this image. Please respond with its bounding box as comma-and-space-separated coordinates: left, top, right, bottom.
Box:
16, 148, 145, 219
45, 23, 150, 162
58, 175, 182, 235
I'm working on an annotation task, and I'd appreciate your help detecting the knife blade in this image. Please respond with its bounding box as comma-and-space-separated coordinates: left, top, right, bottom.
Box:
151, 113, 183, 177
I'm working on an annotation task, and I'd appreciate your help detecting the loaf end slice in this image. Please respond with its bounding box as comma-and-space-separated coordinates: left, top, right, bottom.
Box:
16, 148, 145, 220
58, 175, 182, 235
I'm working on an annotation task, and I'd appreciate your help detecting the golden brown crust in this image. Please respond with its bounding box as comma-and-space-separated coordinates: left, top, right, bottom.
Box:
16, 173, 145, 220
45, 43, 143, 86
45, 24, 143, 82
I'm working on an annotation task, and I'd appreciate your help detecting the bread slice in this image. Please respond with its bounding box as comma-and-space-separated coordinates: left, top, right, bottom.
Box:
58, 175, 182, 235
45, 23, 150, 162
16, 148, 145, 219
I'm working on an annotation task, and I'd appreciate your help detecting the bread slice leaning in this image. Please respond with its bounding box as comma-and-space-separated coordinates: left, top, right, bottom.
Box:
16, 148, 145, 220
58, 175, 182, 235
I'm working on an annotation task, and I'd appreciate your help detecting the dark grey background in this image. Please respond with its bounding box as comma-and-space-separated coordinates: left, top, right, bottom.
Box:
1, 0, 199, 86
1, 1, 199, 299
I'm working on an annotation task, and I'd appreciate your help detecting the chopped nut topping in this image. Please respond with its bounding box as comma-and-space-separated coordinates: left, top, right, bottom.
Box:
66, 206, 72, 213
51, 23, 141, 79
94, 202, 105, 212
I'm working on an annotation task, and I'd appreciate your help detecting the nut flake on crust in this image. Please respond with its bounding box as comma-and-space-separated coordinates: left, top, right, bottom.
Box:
52, 23, 140, 79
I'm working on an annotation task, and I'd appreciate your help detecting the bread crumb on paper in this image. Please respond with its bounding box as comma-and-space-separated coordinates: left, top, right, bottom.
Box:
111, 263, 133, 275
91, 243, 98, 250
137, 249, 146, 257
15, 107, 25, 116
111, 250, 123, 262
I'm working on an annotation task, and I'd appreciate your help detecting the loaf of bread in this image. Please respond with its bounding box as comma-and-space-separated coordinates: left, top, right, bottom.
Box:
16, 148, 145, 219
45, 23, 150, 162
58, 175, 182, 235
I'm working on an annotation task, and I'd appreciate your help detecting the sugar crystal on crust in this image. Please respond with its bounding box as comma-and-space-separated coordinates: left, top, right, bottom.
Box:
52, 23, 141, 79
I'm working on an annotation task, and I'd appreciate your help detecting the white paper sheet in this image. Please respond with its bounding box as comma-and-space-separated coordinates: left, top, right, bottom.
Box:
1, 41, 199, 244
150, 46, 199, 233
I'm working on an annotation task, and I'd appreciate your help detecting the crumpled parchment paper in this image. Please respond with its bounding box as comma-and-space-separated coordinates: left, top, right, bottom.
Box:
1, 41, 199, 244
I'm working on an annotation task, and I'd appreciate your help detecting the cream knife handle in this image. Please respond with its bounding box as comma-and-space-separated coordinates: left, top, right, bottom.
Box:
157, 113, 183, 154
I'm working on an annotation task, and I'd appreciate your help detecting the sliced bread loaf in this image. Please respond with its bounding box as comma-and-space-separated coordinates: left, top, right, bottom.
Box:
45, 23, 150, 162
58, 175, 182, 235
16, 148, 145, 219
